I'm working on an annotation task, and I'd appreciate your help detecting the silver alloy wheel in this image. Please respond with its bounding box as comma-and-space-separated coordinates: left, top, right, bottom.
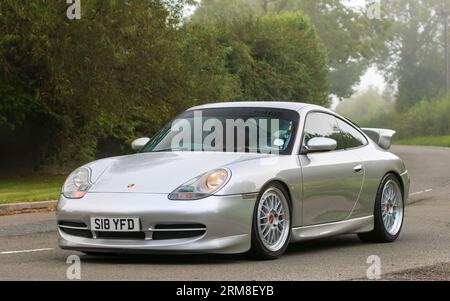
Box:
256, 187, 290, 252
381, 179, 404, 236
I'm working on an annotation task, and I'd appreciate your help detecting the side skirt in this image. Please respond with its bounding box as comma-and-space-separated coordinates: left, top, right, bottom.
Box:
290, 215, 374, 242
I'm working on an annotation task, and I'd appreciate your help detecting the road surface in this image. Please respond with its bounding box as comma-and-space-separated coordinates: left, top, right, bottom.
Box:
0, 145, 449, 280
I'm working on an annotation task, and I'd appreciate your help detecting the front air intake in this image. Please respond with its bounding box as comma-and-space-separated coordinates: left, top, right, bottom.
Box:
150, 224, 207, 240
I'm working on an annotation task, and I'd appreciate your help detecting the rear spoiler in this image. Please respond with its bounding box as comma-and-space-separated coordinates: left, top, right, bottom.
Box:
361, 128, 396, 150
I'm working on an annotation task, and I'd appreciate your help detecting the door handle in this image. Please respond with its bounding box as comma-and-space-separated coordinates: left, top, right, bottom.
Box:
353, 164, 363, 173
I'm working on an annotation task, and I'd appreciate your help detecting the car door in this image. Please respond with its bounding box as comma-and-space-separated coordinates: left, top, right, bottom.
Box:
299, 112, 366, 226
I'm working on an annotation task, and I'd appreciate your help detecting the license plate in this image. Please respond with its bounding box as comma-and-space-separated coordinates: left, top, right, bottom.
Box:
90, 217, 140, 232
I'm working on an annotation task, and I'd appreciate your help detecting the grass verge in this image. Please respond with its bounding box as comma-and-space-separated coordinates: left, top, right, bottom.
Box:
0, 175, 65, 205
395, 135, 450, 148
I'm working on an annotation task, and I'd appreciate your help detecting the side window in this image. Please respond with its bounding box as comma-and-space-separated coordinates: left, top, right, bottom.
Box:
303, 112, 344, 150
335, 118, 367, 149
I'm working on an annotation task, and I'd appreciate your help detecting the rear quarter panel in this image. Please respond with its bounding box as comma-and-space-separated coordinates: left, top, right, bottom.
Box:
349, 141, 409, 219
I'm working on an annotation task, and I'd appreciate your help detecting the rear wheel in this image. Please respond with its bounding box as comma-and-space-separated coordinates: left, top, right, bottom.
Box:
250, 183, 291, 259
358, 174, 404, 243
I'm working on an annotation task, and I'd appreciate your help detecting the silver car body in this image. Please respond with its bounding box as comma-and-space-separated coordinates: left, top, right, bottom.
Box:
57, 102, 410, 254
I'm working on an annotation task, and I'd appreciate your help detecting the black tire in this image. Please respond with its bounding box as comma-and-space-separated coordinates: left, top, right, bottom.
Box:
358, 173, 404, 243
82, 251, 113, 256
250, 182, 292, 260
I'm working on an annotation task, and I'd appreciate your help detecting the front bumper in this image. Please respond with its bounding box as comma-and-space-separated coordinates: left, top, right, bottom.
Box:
57, 193, 257, 254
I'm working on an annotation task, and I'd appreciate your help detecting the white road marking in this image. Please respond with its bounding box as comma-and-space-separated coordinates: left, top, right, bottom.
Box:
0, 248, 53, 255
409, 189, 433, 196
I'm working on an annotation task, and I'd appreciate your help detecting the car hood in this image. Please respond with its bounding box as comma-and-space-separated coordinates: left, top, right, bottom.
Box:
88, 152, 268, 194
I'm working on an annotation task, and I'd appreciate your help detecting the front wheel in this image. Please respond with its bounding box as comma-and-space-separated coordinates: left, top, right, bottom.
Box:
250, 183, 291, 259
358, 174, 404, 243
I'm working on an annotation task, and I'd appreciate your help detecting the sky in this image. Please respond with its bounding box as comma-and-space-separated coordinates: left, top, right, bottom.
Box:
355, 67, 386, 94
343, 0, 369, 8
330, 66, 386, 110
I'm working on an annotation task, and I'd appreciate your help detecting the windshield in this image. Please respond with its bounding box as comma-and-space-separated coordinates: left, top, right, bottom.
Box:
142, 107, 300, 155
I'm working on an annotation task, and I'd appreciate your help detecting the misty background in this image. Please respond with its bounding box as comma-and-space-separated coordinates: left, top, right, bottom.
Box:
1, 0, 449, 176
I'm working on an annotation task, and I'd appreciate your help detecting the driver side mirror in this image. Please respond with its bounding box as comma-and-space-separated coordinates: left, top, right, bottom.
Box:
304, 137, 337, 153
131, 137, 150, 152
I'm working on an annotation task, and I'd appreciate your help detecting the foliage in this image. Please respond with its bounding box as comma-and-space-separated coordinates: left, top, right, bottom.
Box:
395, 135, 450, 148
201, 12, 329, 104
395, 94, 450, 138
335, 87, 395, 126
376, 0, 448, 111
0, 0, 328, 173
339, 92, 450, 141
0, 0, 231, 171
192, 0, 389, 99
336, 0, 450, 142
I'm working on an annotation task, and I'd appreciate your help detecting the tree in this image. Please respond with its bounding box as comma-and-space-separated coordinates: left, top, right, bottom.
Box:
335, 87, 395, 126
0, 0, 329, 173
0, 0, 235, 171
202, 12, 329, 104
375, 0, 448, 111
192, 0, 389, 99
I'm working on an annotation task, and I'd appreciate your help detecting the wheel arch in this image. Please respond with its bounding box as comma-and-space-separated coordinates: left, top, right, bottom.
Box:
259, 179, 293, 209
385, 171, 405, 198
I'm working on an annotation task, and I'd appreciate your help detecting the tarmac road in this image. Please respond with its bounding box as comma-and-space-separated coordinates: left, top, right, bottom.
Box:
0, 145, 449, 280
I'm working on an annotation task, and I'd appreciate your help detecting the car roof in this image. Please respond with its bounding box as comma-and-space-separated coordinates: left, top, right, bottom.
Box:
188, 101, 314, 112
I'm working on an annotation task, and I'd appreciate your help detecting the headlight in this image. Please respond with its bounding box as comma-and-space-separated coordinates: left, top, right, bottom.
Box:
62, 167, 92, 199
168, 169, 230, 200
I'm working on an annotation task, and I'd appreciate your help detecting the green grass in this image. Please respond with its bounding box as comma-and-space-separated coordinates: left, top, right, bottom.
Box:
0, 175, 66, 205
395, 135, 450, 148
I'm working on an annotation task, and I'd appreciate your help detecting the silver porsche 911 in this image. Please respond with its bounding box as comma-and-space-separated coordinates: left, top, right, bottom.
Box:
57, 102, 409, 259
